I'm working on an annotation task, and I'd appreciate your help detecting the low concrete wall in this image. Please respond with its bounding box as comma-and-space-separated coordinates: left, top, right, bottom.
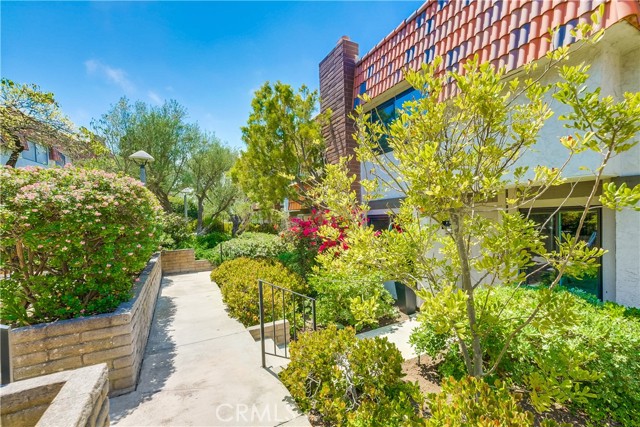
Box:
0, 363, 109, 427
162, 248, 212, 274
9, 253, 162, 396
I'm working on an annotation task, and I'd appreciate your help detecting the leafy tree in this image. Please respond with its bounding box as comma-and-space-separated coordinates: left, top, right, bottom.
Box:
1, 78, 103, 167
91, 97, 199, 211
232, 81, 330, 209
314, 15, 639, 393
184, 133, 236, 233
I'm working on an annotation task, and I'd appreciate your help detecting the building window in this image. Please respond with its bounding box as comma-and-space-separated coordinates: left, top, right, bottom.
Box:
368, 215, 391, 231
367, 65, 374, 78
525, 208, 602, 299
21, 142, 49, 165
21, 144, 37, 162
369, 88, 423, 154
416, 12, 426, 29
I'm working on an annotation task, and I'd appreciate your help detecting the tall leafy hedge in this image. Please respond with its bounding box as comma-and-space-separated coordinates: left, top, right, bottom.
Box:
0, 166, 162, 326
210, 257, 307, 326
208, 232, 288, 265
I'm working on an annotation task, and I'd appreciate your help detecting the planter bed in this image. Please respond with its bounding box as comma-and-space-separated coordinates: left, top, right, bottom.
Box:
8, 253, 162, 396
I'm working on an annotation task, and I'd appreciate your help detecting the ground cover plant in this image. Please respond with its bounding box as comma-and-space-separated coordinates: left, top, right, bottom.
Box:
280, 325, 425, 427
207, 231, 288, 265
410, 286, 640, 425
0, 166, 162, 326
210, 257, 307, 326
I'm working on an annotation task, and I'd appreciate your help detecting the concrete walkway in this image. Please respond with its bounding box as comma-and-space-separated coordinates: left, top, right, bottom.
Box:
356, 315, 420, 360
109, 271, 310, 427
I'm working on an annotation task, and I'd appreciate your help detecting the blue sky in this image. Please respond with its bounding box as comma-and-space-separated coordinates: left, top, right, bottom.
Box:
2, 1, 421, 149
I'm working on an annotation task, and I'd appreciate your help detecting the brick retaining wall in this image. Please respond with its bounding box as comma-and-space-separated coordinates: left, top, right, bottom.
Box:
162, 248, 211, 274
9, 253, 162, 396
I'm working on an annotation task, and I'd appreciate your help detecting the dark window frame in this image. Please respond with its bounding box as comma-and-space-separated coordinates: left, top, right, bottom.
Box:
523, 207, 603, 300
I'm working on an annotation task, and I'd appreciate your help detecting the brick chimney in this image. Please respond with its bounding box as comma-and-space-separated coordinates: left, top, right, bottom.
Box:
319, 36, 360, 197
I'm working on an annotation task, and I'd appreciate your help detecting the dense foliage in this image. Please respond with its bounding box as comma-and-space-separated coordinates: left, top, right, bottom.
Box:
209, 257, 307, 326
425, 377, 567, 427
0, 166, 162, 325
207, 232, 288, 265
410, 286, 640, 425
232, 82, 329, 208
280, 325, 424, 426
159, 212, 193, 250
193, 231, 230, 260
309, 269, 395, 331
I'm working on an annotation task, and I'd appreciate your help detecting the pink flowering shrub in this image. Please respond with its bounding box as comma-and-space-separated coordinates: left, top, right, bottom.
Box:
279, 209, 347, 278
0, 166, 163, 326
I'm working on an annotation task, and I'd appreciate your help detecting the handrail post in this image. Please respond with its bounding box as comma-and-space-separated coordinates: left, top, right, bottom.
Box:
258, 280, 266, 368
311, 299, 317, 331
1, 324, 13, 385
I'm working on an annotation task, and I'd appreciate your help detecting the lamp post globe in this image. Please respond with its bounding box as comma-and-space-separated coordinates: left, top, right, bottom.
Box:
128, 151, 154, 185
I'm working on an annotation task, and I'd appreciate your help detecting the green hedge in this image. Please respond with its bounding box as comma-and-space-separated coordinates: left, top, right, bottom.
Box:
207, 232, 288, 265
210, 257, 307, 326
0, 166, 162, 326
410, 286, 640, 425
193, 231, 230, 260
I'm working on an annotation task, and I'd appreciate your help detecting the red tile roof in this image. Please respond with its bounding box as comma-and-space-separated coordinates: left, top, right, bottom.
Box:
354, 0, 640, 101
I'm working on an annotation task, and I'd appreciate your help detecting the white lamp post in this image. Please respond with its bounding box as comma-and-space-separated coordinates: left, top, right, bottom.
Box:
180, 188, 194, 219
128, 150, 154, 185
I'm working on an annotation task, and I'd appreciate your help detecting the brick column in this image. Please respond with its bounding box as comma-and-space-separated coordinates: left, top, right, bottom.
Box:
319, 36, 360, 198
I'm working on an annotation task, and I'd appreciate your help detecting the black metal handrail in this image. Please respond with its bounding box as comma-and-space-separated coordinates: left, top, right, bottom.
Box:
258, 279, 316, 368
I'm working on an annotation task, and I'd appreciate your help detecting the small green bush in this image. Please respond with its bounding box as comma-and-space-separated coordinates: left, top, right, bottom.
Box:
159, 212, 193, 249
309, 269, 396, 331
411, 286, 640, 425
280, 325, 424, 426
210, 257, 307, 326
207, 232, 288, 265
0, 166, 162, 326
426, 377, 551, 427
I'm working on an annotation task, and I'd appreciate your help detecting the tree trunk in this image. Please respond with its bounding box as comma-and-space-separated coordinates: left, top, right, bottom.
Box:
146, 184, 172, 213
196, 196, 205, 234
5, 142, 24, 167
230, 215, 240, 237
450, 210, 484, 377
